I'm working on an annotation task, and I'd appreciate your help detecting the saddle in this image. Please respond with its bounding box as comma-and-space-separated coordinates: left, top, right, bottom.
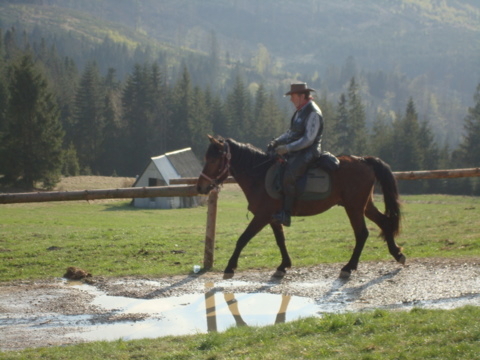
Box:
265, 152, 339, 201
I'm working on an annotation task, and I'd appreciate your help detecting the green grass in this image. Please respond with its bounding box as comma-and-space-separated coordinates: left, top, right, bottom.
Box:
3, 306, 479, 359
1, 191, 480, 282
0, 201, 209, 281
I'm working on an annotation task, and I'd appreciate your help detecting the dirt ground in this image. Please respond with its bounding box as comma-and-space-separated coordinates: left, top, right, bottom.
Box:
1, 257, 479, 351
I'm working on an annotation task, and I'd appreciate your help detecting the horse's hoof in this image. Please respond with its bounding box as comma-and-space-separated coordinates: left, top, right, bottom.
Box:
339, 270, 351, 279
223, 272, 234, 280
398, 254, 406, 265
273, 270, 286, 278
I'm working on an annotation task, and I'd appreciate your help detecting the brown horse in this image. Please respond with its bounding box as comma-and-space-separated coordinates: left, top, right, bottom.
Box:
196, 136, 405, 279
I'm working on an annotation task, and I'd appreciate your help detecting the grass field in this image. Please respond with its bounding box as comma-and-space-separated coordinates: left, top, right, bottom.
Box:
1, 183, 480, 359
1, 187, 479, 282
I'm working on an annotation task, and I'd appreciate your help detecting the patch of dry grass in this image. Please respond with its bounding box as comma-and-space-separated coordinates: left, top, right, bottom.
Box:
54, 176, 136, 191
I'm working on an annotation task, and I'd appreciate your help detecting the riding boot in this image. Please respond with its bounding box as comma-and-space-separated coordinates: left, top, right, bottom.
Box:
272, 185, 295, 227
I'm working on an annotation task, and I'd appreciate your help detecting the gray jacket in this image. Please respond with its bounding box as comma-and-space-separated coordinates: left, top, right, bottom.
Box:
275, 100, 323, 160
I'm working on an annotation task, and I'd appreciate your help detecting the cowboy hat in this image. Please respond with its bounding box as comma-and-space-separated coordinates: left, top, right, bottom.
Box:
284, 82, 316, 96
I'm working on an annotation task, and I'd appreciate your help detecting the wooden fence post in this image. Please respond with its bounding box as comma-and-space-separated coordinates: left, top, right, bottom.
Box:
203, 189, 218, 269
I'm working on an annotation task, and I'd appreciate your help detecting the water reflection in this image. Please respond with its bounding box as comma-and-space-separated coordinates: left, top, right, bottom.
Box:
204, 282, 294, 332
68, 281, 318, 342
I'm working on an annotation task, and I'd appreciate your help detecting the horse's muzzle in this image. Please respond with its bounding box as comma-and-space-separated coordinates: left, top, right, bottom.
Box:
196, 183, 214, 195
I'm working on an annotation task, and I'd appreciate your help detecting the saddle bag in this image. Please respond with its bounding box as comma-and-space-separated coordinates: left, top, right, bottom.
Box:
314, 152, 340, 171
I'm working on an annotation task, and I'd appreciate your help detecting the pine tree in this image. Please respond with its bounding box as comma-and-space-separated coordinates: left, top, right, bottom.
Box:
370, 110, 394, 163
392, 98, 423, 172
316, 93, 336, 153
391, 98, 425, 193
123, 63, 154, 173
169, 65, 193, 151
251, 84, 285, 149
58, 56, 80, 146
418, 119, 439, 170
73, 62, 105, 173
189, 86, 213, 155
4, 27, 19, 61
0, 70, 8, 135
206, 88, 226, 138
417, 118, 441, 193
1, 54, 64, 189
0, 49, 9, 177
121, 62, 170, 174
251, 83, 269, 147
347, 77, 368, 155
332, 93, 350, 154
437, 140, 451, 170
62, 142, 80, 177
459, 83, 480, 167
150, 62, 169, 156
0, 28, 4, 61
454, 82, 480, 194
225, 74, 252, 141
99, 68, 124, 175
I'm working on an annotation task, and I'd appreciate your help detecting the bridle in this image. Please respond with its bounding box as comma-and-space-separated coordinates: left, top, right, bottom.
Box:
200, 141, 231, 190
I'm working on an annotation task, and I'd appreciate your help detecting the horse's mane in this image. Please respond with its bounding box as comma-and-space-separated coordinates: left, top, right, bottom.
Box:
221, 137, 273, 178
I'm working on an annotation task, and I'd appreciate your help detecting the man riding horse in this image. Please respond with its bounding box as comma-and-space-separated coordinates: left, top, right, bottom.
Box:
268, 82, 324, 227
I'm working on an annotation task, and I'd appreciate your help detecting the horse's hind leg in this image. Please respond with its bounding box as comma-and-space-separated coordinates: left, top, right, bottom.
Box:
224, 216, 268, 279
270, 221, 292, 277
365, 198, 405, 264
341, 206, 369, 278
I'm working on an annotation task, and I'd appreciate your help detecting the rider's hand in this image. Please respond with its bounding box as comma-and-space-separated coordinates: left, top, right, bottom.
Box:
276, 145, 288, 156
267, 140, 277, 152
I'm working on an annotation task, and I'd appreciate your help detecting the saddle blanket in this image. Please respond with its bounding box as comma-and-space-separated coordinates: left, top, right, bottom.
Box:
265, 163, 332, 201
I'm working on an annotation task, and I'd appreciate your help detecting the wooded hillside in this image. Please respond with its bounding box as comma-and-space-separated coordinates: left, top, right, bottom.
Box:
1, 0, 478, 144
0, 0, 479, 195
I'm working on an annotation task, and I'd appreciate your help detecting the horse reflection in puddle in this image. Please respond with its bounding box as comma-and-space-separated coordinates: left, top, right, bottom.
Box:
203, 282, 294, 331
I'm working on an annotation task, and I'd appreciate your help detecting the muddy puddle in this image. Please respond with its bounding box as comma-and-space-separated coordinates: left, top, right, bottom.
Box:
4, 280, 478, 347
68, 280, 479, 343
1, 258, 479, 350
64, 282, 319, 341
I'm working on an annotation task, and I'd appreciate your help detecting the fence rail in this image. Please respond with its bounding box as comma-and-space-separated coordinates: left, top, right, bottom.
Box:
0, 185, 197, 204
1, 168, 478, 204
170, 167, 480, 184
393, 167, 480, 180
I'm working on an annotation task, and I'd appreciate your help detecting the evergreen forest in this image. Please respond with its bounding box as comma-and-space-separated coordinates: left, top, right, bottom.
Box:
0, 0, 479, 195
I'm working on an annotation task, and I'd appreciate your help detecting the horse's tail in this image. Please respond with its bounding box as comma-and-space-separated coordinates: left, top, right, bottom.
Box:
364, 156, 401, 236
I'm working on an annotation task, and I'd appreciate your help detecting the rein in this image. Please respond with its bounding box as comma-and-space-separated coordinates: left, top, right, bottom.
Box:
200, 141, 231, 189
200, 140, 277, 190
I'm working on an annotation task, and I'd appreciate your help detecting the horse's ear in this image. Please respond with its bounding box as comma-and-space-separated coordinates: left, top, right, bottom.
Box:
208, 135, 224, 149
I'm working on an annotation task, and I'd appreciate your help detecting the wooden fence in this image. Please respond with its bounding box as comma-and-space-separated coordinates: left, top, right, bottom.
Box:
1, 167, 479, 269
169, 167, 480, 184
0, 185, 198, 204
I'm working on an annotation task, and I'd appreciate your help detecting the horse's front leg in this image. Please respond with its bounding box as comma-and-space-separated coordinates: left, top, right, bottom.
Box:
270, 221, 292, 277
224, 216, 269, 279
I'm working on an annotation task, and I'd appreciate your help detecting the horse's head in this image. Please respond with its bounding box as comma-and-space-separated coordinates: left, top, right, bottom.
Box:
196, 135, 231, 194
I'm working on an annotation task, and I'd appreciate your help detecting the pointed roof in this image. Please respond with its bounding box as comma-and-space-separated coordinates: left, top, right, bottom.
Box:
133, 148, 201, 187
161, 148, 202, 178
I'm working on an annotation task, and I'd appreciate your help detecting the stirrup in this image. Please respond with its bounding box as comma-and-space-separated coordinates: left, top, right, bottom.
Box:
272, 211, 291, 227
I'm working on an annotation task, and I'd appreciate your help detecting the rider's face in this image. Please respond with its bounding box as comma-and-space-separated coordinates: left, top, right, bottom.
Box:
290, 93, 303, 108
